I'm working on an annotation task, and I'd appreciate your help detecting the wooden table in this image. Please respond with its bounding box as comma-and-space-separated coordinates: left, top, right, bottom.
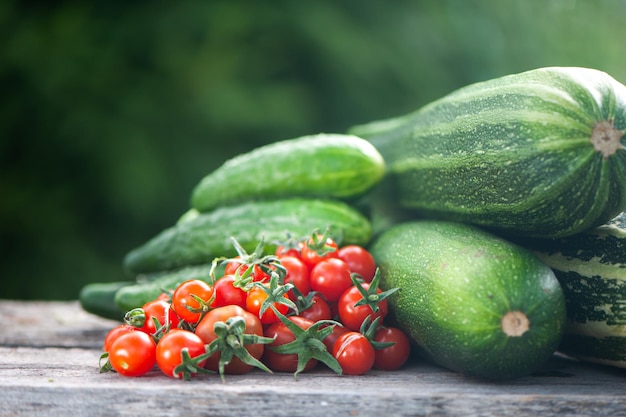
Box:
1, 299, 625, 417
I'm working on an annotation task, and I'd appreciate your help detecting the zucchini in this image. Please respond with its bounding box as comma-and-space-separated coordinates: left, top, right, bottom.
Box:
516, 212, 626, 368
369, 220, 566, 380
78, 281, 134, 321
190, 133, 385, 213
123, 198, 372, 275
115, 264, 215, 312
352, 67, 626, 238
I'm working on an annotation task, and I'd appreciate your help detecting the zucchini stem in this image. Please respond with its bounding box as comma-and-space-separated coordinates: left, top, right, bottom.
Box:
501, 311, 530, 337
591, 120, 624, 159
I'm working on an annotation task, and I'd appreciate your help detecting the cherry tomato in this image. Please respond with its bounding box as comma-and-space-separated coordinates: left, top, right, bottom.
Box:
155, 329, 207, 379
108, 330, 156, 377
309, 258, 353, 302
332, 331, 375, 375
195, 305, 265, 374
171, 279, 214, 324
252, 263, 277, 283
337, 245, 377, 283
275, 242, 302, 258
298, 293, 332, 323
211, 274, 247, 309
280, 255, 310, 301
300, 234, 338, 267
224, 256, 248, 276
373, 326, 412, 371
224, 257, 275, 283
322, 323, 349, 353
245, 284, 290, 325
263, 316, 318, 373
139, 299, 181, 334
103, 324, 136, 353
337, 283, 388, 331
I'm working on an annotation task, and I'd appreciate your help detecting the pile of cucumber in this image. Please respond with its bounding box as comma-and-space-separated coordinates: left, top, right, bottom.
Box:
81, 66, 626, 380
80, 133, 385, 318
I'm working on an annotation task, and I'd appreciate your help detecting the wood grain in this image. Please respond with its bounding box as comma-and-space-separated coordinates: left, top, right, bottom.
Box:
1, 300, 625, 417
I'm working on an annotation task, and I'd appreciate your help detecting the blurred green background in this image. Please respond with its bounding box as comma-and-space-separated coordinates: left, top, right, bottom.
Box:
2, 0, 626, 300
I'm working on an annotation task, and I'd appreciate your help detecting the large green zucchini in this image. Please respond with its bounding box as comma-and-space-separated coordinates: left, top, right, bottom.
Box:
350, 67, 626, 238
369, 220, 566, 380
517, 212, 626, 368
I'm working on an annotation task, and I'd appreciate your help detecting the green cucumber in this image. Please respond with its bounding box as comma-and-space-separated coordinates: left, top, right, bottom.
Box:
78, 281, 134, 321
191, 133, 385, 213
369, 220, 566, 380
115, 264, 215, 312
352, 67, 626, 238
515, 212, 626, 368
176, 208, 200, 225
123, 198, 372, 275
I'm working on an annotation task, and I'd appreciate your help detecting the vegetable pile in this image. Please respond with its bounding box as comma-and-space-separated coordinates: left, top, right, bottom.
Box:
82, 66, 626, 381
99, 232, 411, 380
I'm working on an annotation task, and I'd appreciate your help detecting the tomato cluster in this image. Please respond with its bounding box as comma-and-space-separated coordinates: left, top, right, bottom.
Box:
100, 231, 411, 380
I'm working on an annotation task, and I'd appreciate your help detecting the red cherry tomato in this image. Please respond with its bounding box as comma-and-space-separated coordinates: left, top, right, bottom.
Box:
298, 293, 332, 323
195, 305, 266, 375
103, 324, 136, 353
224, 256, 248, 276
322, 323, 349, 353
332, 331, 375, 375
373, 326, 412, 371
300, 234, 338, 267
309, 258, 353, 302
171, 279, 214, 324
279, 255, 310, 301
108, 330, 156, 377
155, 328, 207, 379
211, 274, 247, 309
337, 282, 388, 331
263, 316, 318, 373
337, 245, 377, 283
245, 284, 291, 325
275, 242, 303, 258
224, 257, 277, 283
139, 299, 180, 334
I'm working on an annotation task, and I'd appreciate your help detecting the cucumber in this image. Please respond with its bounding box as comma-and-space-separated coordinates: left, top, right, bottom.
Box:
123, 198, 372, 275
352, 67, 626, 238
115, 264, 215, 312
190, 133, 385, 212
369, 220, 567, 380
176, 208, 200, 225
515, 212, 626, 368
78, 281, 134, 321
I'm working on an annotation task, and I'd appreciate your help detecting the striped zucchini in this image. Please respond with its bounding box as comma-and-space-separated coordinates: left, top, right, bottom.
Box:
123, 198, 372, 275
351, 67, 626, 238
191, 133, 385, 213
517, 212, 626, 368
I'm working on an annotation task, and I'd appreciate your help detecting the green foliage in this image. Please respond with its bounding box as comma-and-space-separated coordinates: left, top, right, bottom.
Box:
1, 0, 625, 299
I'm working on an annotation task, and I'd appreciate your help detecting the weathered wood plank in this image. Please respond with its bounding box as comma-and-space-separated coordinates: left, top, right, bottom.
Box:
2, 346, 626, 417
2, 300, 626, 417
1, 300, 118, 349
